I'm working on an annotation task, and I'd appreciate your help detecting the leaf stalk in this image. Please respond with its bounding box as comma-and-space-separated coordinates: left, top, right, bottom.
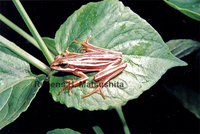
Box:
0, 35, 51, 75
92, 126, 104, 134
115, 106, 131, 134
12, 0, 54, 64
0, 13, 40, 50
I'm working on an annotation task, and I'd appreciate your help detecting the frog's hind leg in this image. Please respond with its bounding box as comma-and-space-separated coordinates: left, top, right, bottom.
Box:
82, 63, 127, 99
73, 36, 122, 55
73, 36, 98, 52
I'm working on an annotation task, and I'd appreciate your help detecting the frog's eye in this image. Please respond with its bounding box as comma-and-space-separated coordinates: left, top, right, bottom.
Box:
59, 63, 68, 68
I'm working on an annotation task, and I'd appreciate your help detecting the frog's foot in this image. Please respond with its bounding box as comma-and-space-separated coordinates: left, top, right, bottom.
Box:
73, 36, 99, 52
60, 47, 80, 57
82, 63, 127, 99
59, 77, 76, 95
82, 84, 106, 99
73, 36, 91, 45
79, 47, 87, 52
59, 83, 72, 95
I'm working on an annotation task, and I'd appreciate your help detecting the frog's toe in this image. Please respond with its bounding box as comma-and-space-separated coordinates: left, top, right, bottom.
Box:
82, 86, 106, 99
79, 47, 87, 52
68, 88, 72, 96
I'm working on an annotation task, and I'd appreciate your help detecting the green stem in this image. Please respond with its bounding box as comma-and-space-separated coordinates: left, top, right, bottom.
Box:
115, 106, 131, 134
0, 14, 58, 57
0, 35, 51, 75
0, 13, 40, 50
12, 0, 54, 64
92, 126, 104, 134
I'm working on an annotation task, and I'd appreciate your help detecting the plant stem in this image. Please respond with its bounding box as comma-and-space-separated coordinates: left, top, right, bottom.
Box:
115, 106, 131, 134
92, 126, 104, 134
0, 13, 40, 50
0, 35, 51, 75
0, 14, 57, 57
12, 0, 54, 65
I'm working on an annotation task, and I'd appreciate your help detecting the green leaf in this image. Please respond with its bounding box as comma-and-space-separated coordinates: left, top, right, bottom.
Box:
164, 0, 200, 21
43, 37, 59, 57
92, 126, 104, 134
47, 128, 81, 134
50, 0, 187, 111
166, 39, 200, 58
0, 44, 46, 129
164, 85, 200, 119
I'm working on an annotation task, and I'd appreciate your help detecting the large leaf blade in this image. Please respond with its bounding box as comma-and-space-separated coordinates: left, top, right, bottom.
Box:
50, 0, 187, 111
0, 44, 46, 129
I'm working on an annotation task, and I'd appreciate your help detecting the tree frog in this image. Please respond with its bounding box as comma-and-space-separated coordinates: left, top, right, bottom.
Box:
50, 36, 127, 99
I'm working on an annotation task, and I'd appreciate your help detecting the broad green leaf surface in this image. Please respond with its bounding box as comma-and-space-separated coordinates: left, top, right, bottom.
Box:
167, 39, 200, 58
164, 85, 200, 119
164, 0, 200, 21
50, 0, 187, 111
43, 37, 58, 58
47, 128, 80, 134
0, 44, 46, 129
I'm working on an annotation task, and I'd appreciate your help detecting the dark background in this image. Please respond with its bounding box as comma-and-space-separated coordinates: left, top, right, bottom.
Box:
0, 0, 199, 133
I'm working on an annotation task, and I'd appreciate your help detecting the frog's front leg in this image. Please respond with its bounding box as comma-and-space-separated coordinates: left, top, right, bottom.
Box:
55, 47, 81, 60
82, 63, 127, 99
73, 36, 122, 55
61, 47, 80, 57
59, 71, 89, 95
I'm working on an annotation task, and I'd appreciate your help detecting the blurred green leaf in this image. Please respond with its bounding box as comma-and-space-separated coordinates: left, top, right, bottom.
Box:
47, 128, 81, 134
0, 44, 46, 129
50, 0, 187, 111
164, 85, 200, 119
167, 39, 200, 58
164, 0, 200, 21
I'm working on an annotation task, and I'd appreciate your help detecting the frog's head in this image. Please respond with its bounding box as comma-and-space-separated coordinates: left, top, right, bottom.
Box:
50, 57, 75, 72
